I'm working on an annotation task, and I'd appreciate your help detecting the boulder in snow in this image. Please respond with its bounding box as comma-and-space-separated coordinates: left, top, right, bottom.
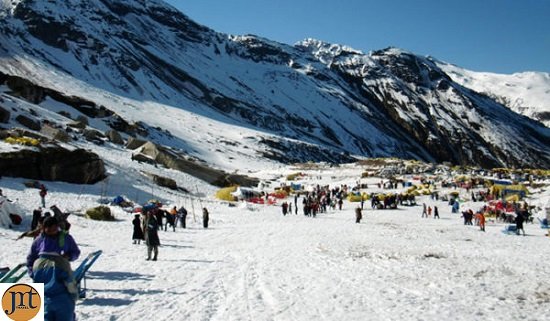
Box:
126, 137, 147, 149
40, 124, 71, 142
85, 206, 115, 221
105, 129, 124, 145
0, 105, 10, 123
15, 114, 41, 131
0, 146, 106, 184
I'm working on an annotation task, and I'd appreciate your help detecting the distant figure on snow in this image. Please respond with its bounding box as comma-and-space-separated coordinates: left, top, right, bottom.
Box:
422, 203, 428, 218
202, 208, 209, 228
132, 214, 144, 244
282, 202, 288, 216
178, 206, 188, 228
433, 206, 440, 219
144, 212, 160, 261
39, 184, 48, 208
355, 207, 362, 224
477, 212, 485, 232
515, 213, 525, 236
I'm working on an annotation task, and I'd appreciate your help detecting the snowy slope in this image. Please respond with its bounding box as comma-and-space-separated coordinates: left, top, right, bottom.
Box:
0, 0, 549, 169
1, 164, 550, 321
1, 2, 549, 320
438, 62, 550, 127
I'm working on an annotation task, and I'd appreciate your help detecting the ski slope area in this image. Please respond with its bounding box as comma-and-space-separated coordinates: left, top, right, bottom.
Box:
1, 169, 549, 321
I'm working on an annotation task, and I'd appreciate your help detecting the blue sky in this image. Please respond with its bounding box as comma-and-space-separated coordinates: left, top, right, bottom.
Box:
165, 0, 549, 74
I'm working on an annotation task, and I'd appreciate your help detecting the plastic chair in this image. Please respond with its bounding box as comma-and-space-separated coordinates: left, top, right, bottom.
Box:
0, 263, 27, 283
73, 250, 102, 298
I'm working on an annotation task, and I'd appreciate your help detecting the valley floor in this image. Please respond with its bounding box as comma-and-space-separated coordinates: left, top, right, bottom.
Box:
2, 182, 550, 321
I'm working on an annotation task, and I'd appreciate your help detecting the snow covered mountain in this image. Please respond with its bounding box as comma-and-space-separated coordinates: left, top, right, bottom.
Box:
0, 0, 549, 170
437, 62, 550, 127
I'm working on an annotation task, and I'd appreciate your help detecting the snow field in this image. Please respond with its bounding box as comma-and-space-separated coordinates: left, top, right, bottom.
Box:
1, 176, 549, 321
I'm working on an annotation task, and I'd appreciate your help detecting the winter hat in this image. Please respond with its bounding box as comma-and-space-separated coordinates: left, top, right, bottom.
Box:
43, 216, 58, 228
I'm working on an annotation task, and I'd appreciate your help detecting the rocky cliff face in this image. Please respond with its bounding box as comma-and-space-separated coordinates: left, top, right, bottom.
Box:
1, 0, 549, 169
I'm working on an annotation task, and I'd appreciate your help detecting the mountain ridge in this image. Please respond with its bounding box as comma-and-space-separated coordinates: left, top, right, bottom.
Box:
1, 0, 549, 170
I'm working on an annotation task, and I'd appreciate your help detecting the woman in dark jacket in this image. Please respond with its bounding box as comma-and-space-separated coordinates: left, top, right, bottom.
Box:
132, 214, 144, 244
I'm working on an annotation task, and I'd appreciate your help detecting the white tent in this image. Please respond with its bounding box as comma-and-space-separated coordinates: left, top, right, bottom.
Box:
0, 196, 26, 228
231, 187, 262, 200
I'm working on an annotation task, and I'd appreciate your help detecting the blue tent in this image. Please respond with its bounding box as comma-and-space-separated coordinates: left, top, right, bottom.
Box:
112, 195, 125, 205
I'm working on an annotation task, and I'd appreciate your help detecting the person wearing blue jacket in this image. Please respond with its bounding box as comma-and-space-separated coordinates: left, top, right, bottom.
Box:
27, 217, 81, 321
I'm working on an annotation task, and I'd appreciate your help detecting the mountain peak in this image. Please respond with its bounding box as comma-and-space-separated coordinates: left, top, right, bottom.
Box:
295, 38, 363, 63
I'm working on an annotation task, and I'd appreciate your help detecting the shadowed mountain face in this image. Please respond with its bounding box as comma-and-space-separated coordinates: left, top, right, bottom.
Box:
1, 0, 549, 169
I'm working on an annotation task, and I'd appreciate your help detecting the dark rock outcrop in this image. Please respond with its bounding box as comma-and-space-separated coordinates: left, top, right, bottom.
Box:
0, 106, 10, 123
137, 142, 259, 187
0, 146, 106, 184
15, 115, 41, 131
152, 174, 178, 190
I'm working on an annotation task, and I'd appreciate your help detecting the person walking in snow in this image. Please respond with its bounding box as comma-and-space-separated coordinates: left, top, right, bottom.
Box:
427, 206, 432, 217
477, 212, 486, 232
168, 206, 177, 232
202, 208, 209, 228
433, 206, 440, 219
39, 184, 48, 208
132, 214, 144, 244
515, 212, 525, 236
26, 217, 80, 320
177, 206, 188, 228
144, 212, 160, 261
422, 203, 428, 218
355, 207, 362, 224
282, 202, 288, 216
338, 198, 343, 211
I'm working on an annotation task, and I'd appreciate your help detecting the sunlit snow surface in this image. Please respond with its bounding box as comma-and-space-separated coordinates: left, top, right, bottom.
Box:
1, 163, 549, 321
438, 62, 550, 127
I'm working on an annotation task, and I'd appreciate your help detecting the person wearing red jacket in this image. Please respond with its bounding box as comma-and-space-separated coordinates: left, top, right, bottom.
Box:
477, 212, 486, 232
39, 184, 48, 208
